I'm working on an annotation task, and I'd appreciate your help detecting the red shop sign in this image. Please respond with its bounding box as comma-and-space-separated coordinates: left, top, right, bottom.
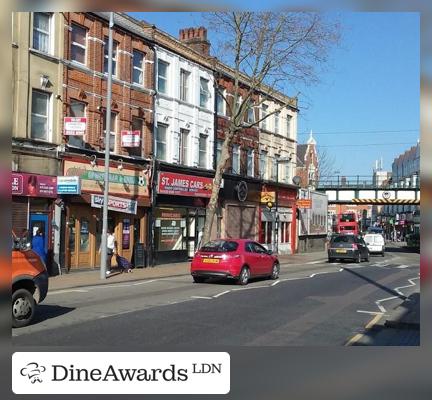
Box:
11, 172, 57, 198
158, 172, 213, 198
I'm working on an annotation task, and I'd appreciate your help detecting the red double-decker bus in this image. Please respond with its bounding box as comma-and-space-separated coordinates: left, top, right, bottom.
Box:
333, 213, 359, 235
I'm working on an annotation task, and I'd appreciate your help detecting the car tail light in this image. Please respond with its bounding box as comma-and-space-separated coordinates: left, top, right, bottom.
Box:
352, 244, 358, 250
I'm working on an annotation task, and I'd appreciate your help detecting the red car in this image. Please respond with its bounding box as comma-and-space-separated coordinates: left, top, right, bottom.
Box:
191, 239, 280, 285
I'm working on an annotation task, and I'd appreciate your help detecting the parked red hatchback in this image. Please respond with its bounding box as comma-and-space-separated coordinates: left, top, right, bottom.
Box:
191, 239, 280, 285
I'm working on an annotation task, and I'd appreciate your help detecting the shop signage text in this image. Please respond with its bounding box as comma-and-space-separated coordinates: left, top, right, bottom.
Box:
64, 160, 150, 198
57, 176, 81, 195
91, 194, 138, 215
11, 172, 57, 198
260, 191, 276, 204
64, 117, 87, 136
158, 172, 213, 198
296, 199, 312, 208
121, 130, 141, 147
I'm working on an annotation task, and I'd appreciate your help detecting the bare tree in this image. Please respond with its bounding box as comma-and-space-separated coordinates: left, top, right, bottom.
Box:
317, 147, 338, 185
202, 12, 341, 244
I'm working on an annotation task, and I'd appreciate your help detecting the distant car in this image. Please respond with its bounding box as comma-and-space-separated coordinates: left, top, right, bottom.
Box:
328, 234, 369, 263
364, 233, 385, 257
191, 239, 280, 285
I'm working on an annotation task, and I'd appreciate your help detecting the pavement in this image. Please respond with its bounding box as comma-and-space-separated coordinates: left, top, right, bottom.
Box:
48, 250, 328, 291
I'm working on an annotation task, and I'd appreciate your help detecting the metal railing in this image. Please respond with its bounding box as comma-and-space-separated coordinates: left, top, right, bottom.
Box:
316, 175, 420, 189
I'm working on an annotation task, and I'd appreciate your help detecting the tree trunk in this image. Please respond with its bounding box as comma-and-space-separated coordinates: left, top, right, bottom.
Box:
202, 128, 236, 245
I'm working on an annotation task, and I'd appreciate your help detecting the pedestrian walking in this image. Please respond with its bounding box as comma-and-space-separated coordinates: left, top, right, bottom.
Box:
104, 229, 117, 276
31, 228, 47, 264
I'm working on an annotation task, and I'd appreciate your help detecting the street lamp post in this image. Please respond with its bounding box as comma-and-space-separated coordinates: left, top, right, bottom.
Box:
100, 12, 114, 280
274, 156, 292, 255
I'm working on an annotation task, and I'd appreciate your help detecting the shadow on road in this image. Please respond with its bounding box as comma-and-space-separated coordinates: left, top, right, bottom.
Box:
342, 267, 407, 301
31, 305, 75, 325
385, 245, 420, 254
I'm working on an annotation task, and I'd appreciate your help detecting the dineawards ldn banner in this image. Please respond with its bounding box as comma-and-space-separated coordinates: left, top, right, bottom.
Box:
12, 352, 230, 395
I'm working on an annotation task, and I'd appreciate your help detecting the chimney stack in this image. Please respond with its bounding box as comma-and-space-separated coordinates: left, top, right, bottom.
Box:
179, 26, 210, 56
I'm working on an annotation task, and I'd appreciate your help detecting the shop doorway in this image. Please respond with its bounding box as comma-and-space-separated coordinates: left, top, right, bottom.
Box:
187, 210, 206, 258
29, 213, 49, 253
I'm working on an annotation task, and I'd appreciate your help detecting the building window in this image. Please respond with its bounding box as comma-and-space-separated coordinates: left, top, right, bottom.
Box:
179, 69, 190, 102
260, 221, 272, 244
246, 104, 255, 123
126, 117, 143, 157
104, 37, 117, 76
200, 77, 210, 108
68, 100, 86, 148
260, 150, 267, 179
286, 114, 292, 137
232, 144, 240, 174
272, 155, 280, 181
102, 110, 117, 152
199, 134, 207, 168
216, 87, 225, 115
179, 128, 189, 165
132, 50, 144, 85
31, 90, 50, 141
275, 112, 280, 134
157, 60, 169, 94
261, 104, 268, 130
280, 222, 290, 243
156, 123, 167, 160
216, 139, 223, 165
247, 149, 254, 176
71, 23, 87, 65
33, 13, 51, 53
284, 163, 290, 183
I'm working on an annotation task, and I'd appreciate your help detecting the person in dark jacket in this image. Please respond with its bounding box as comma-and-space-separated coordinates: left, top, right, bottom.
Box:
32, 228, 47, 264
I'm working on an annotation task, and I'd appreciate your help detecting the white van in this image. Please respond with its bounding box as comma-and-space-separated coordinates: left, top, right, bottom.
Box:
364, 234, 385, 257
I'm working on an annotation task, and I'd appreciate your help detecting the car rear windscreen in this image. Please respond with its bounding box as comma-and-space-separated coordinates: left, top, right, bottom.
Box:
331, 236, 354, 243
200, 240, 239, 252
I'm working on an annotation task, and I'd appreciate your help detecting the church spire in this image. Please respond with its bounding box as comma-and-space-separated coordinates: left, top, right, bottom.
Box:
307, 129, 316, 145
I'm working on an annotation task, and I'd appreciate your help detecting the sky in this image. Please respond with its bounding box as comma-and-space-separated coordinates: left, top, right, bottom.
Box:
129, 11, 420, 177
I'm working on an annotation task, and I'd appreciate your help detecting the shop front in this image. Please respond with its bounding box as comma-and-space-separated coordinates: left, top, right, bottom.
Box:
12, 172, 58, 269
153, 170, 213, 265
63, 157, 151, 270
259, 184, 298, 255
219, 177, 262, 241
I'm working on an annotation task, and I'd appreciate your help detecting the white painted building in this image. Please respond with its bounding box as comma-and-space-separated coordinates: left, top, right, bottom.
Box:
154, 45, 215, 169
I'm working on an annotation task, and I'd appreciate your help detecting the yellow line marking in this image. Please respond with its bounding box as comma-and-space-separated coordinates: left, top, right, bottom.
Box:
345, 313, 383, 346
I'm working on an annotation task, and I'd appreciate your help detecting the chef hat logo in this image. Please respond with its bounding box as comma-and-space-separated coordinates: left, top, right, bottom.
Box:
20, 362, 46, 384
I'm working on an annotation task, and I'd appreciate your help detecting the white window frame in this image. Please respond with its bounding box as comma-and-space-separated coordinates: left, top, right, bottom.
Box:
246, 104, 255, 123
179, 69, 190, 102
132, 50, 145, 86
216, 87, 226, 116
68, 99, 86, 148
286, 114, 292, 138
198, 133, 208, 168
71, 23, 87, 65
232, 144, 240, 174
31, 89, 51, 141
200, 77, 210, 109
103, 110, 117, 154
261, 104, 268, 130
32, 12, 52, 54
157, 60, 169, 94
275, 112, 280, 134
104, 36, 118, 77
156, 123, 167, 161
179, 128, 189, 165
260, 150, 267, 179
247, 149, 254, 177
216, 139, 223, 165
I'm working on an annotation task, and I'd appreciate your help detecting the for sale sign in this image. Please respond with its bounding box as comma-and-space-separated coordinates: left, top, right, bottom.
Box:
64, 117, 86, 136
121, 130, 141, 147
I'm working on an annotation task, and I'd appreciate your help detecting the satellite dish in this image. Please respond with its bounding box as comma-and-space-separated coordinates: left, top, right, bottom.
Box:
292, 176, 302, 185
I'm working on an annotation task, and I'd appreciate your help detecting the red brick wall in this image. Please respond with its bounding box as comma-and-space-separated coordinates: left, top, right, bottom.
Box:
216, 76, 260, 177
62, 13, 154, 158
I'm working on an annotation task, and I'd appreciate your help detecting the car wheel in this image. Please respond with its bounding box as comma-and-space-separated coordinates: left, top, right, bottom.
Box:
328, 257, 334, 263
238, 266, 250, 286
355, 253, 361, 263
270, 263, 280, 280
12, 288, 35, 328
382, 252, 385, 257
365, 253, 370, 262
193, 276, 205, 283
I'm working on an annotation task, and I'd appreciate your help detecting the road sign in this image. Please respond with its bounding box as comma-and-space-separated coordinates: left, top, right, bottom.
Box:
296, 199, 312, 208
64, 117, 86, 136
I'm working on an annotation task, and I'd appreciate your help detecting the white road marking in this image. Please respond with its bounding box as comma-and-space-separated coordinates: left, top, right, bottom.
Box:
356, 310, 385, 315
47, 289, 89, 296
306, 260, 327, 265
271, 280, 280, 286
213, 290, 231, 298
191, 296, 212, 300
394, 276, 420, 294
395, 265, 410, 269
375, 296, 398, 312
